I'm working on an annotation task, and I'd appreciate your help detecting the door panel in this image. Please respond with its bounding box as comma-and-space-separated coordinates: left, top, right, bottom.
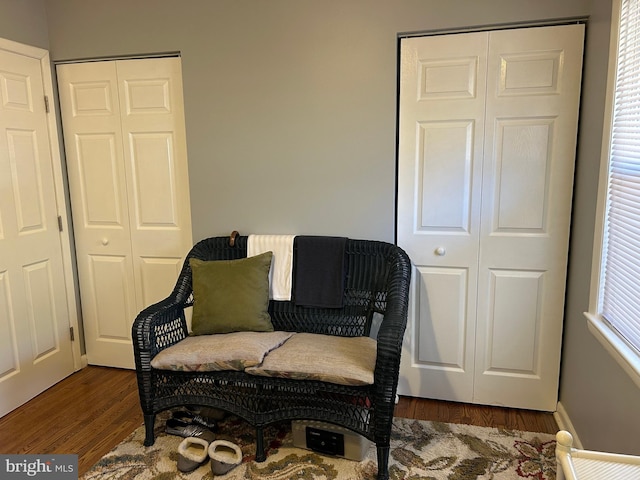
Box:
129, 132, 179, 226
397, 31, 488, 402
57, 61, 135, 368
418, 121, 475, 232
24, 260, 59, 359
492, 119, 553, 231
140, 257, 183, 306
88, 254, 135, 336
416, 267, 470, 367
0, 44, 75, 417
8, 130, 45, 231
76, 134, 123, 225
0, 272, 18, 375
400, 265, 475, 401
483, 269, 542, 374
474, 25, 584, 410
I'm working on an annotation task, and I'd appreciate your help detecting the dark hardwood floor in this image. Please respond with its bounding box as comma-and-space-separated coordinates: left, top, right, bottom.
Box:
0, 366, 558, 476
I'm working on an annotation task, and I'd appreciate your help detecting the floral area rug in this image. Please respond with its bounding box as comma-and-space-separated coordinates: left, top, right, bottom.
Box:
82, 410, 557, 480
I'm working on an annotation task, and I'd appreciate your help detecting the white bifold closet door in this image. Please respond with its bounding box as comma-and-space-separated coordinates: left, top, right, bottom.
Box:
397, 24, 584, 411
57, 57, 193, 369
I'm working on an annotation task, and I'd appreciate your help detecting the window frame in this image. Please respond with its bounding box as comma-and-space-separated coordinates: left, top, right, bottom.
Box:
586, 0, 640, 389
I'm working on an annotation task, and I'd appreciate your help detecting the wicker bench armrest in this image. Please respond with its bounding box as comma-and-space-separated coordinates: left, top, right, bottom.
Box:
132, 297, 189, 370
375, 245, 411, 361
371, 246, 411, 445
375, 247, 411, 364
375, 310, 409, 398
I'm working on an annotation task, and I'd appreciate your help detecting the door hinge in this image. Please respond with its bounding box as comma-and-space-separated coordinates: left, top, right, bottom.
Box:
57, 215, 63, 232
44, 95, 50, 113
69, 326, 75, 341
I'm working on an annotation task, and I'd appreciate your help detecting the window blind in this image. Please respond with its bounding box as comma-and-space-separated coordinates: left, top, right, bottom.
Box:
602, 0, 640, 353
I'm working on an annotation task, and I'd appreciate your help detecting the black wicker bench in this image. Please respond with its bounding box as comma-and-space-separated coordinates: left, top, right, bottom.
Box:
132, 235, 411, 480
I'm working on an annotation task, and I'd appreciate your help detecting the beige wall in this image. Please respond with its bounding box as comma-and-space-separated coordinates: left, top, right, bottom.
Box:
2, 0, 639, 456
0, 0, 48, 47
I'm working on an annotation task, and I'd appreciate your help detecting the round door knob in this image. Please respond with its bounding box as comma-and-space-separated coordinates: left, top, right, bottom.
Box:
101, 238, 109, 246
435, 246, 446, 256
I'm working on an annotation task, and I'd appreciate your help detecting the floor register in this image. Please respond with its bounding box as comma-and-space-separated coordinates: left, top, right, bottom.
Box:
292, 420, 372, 461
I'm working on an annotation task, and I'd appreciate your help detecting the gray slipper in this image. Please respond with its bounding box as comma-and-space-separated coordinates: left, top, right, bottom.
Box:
208, 440, 243, 475
177, 437, 209, 473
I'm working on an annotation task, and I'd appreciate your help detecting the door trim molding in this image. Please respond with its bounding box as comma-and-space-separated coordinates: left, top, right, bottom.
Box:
0, 36, 83, 371
53, 51, 181, 65
0, 37, 47, 58
397, 16, 589, 39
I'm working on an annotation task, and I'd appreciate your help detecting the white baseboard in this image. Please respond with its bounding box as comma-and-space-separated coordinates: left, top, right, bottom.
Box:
554, 401, 584, 449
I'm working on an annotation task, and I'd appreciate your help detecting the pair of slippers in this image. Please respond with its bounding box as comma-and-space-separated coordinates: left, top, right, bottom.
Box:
177, 437, 243, 475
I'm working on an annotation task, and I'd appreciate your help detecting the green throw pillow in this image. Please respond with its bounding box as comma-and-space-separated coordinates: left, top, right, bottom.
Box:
189, 252, 274, 335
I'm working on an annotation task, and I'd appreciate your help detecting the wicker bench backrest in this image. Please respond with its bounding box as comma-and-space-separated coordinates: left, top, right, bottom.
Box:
171, 236, 399, 337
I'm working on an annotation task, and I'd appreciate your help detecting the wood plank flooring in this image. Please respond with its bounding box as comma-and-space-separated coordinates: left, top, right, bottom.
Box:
0, 366, 142, 475
394, 395, 558, 434
0, 366, 558, 476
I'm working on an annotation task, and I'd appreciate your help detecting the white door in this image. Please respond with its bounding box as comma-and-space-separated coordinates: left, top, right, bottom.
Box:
397, 24, 584, 411
0, 40, 75, 416
396, 30, 489, 402
57, 58, 192, 369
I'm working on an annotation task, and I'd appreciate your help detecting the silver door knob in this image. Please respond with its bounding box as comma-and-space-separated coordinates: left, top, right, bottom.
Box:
435, 246, 446, 256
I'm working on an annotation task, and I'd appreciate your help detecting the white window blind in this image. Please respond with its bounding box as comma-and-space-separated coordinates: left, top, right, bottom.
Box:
602, 0, 640, 353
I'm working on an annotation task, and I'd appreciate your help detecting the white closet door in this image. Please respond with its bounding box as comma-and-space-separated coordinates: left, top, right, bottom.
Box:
397, 24, 584, 410
57, 58, 192, 369
0, 42, 75, 416
474, 24, 584, 410
57, 61, 135, 369
396, 31, 488, 402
